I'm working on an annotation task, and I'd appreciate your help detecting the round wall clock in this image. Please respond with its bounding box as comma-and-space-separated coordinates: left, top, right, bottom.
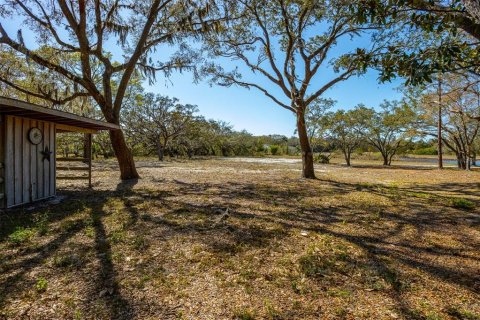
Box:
28, 127, 43, 145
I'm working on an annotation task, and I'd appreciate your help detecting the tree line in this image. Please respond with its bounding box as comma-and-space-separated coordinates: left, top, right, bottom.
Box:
307, 71, 480, 169
0, 0, 478, 179
54, 67, 480, 171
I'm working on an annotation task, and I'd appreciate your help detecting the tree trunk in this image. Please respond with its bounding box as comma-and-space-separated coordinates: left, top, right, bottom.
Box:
343, 149, 351, 166
83, 133, 90, 164
156, 141, 164, 161
382, 153, 389, 166
456, 152, 466, 169
466, 145, 472, 170
296, 110, 315, 179
109, 129, 139, 180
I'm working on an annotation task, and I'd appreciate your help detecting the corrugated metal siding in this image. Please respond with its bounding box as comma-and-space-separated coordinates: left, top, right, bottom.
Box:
4, 116, 56, 208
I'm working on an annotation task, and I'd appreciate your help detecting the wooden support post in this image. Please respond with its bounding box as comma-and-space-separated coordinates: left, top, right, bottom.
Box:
85, 133, 92, 188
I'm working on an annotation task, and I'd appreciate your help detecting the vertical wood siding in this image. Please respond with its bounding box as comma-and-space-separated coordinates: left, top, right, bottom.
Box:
0, 115, 5, 209
4, 116, 56, 208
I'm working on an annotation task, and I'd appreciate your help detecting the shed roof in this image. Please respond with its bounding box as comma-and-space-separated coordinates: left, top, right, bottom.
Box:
0, 97, 120, 132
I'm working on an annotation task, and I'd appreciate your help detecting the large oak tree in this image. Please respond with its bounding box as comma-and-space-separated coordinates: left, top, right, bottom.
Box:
202, 0, 382, 178
123, 93, 198, 161
0, 0, 214, 179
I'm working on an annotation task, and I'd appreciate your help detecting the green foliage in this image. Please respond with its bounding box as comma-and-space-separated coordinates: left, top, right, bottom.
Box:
362, 100, 416, 165
121, 102, 297, 159
8, 227, 35, 245
35, 277, 48, 292
327, 288, 352, 298
305, 98, 336, 148
123, 93, 199, 161
312, 104, 370, 164
315, 154, 331, 164
349, 0, 479, 85
449, 198, 475, 210
412, 146, 438, 155
74, 310, 83, 320
270, 145, 280, 155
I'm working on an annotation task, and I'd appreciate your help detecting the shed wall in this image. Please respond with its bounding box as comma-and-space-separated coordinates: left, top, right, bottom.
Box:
4, 116, 56, 208
0, 115, 5, 209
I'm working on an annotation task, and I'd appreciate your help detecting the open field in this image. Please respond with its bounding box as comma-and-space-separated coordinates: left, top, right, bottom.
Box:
1, 158, 479, 319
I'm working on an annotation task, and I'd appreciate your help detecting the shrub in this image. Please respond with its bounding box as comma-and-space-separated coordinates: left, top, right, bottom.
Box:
315, 154, 330, 164
270, 145, 280, 155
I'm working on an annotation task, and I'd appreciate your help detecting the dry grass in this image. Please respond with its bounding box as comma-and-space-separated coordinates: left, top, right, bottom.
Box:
0, 158, 479, 320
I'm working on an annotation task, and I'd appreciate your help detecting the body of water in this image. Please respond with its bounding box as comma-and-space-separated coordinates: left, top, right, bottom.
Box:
399, 157, 479, 167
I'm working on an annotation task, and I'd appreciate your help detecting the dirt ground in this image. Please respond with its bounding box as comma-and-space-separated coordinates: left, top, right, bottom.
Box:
0, 158, 479, 320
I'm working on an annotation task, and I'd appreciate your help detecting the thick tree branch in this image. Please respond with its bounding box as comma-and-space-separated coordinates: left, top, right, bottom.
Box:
305, 69, 355, 105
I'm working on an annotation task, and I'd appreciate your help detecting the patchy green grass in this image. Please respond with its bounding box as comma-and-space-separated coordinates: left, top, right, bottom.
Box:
234, 307, 257, 320
449, 197, 476, 210
8, 227, 35, 245
35, 277, 48, 292
446, 306, 480, 320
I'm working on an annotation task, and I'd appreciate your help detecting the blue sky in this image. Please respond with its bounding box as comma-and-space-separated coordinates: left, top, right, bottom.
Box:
141, 21, 405, 137
5, 14, 403, 137
146, 69, 402, 136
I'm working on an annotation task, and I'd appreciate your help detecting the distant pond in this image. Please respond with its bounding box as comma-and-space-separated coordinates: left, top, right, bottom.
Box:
399, 157, 479, 167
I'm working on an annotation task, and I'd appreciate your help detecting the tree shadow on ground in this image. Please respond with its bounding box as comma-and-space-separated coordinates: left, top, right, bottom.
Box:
344, 163, 436, 170
0, 179, 177, 319
1, 176, 479, 319
114, 177, 480, 293
345, 163, 480, 172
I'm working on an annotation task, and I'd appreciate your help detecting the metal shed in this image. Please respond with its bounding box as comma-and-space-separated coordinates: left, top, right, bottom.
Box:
0, 97, 119, 209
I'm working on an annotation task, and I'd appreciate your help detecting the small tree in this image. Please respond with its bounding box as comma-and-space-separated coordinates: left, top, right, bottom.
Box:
363, 101, 415, 166
416, 73, 480, 169
321, 106, 368, 166
305, 98, 335, 150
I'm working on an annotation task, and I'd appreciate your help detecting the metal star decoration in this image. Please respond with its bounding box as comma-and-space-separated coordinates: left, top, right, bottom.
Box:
40, 146, 53, 162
